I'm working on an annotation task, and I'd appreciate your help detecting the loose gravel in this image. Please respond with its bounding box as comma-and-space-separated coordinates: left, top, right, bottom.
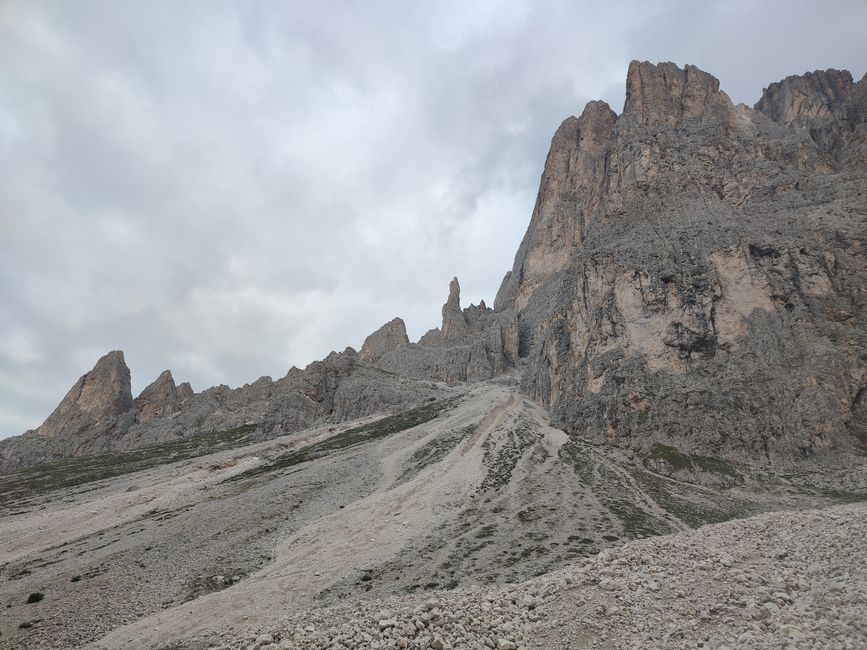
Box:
219, 502, 866, 650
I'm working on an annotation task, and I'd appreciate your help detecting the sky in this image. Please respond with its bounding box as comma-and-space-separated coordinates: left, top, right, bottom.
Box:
1, 1, 865, 439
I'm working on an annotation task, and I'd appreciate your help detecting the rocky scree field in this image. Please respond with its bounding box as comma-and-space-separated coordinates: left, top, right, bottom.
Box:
1, 379, 865, 649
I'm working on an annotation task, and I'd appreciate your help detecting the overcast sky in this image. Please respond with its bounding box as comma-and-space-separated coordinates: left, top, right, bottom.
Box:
1, 1, 865, 439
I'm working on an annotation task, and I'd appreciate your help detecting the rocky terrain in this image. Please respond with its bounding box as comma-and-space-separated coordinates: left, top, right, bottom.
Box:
1, 60, 866, 648
1, 379, 864, 649
495, 61, 866, 466
235, 502, 867, 650
0, 278, 514, 474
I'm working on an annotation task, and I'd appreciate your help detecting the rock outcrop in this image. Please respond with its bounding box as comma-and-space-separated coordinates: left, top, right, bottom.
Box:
135, 370, 182, 422
495, 61, 867, 465
359, 318, 410, 363
363, 278, 518, 383
755, 68, 867, 165
0, 351, 138, 471
176, 381, 194, 402
32, 350, 135, 446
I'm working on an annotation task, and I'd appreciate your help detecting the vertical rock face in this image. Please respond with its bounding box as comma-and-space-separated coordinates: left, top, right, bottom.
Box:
359, 317, 410, 362
623, 61, 731, 124
135, 370, 181, 422
495, 101, 617, 316
497, 61, 867, 465
176, 382, 194, 401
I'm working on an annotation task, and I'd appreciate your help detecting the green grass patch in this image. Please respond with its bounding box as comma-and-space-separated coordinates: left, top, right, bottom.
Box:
631, 466, 754, 528
474, 524, 496, 539
479, 419, 541, 491
647, 444, 742, 480
606, 499, 668, 539
0, 424, 258, 506
558, 440, 595, 486
228, 398, 458, 483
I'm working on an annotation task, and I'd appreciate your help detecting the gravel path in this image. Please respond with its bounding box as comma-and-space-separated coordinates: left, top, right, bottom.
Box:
222, 502, 866, 650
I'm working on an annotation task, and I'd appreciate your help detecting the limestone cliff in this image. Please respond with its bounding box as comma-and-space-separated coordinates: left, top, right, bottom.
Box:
32, 350, 135, 448
495, 61, 866, 465
754, 69, 867, 165
360, 318, 410, 363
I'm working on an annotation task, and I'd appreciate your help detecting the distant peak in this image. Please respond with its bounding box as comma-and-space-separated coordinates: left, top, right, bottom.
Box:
360, 317, 409, 362
755, 68, 855, 126
95, 349, 127, 369
449, 277, 460, 299
442, 277, 468, 338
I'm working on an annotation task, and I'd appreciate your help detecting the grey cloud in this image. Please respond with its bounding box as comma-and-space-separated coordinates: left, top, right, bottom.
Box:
1, 0, 864, 437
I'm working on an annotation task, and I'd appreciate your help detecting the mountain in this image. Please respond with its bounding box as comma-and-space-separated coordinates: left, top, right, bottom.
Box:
1, 61, 866, 650
0, 278, 508, 472
494, 61, 866, 465
1, 61, 865, 475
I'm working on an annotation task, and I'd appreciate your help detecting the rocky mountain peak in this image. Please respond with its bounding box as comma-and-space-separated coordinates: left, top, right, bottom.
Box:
34, 350, 134, 442
623, 60, 732, 124
493, 60, 866, 465
755, 69, 854, 126
360, 317, 410, 363
176, 382, 194, 401
755, 68, 865, 164
441, 277, 469, 339
578, 100, 617, 149
135, 369, 181, 422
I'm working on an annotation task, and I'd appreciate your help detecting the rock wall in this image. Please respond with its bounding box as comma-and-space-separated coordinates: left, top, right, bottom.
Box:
28, 350, 135, 449
135, 370, 183, 422
495, 61, 867, 465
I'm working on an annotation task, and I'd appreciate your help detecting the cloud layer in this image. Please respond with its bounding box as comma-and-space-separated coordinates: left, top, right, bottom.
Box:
1, 0, 865, 437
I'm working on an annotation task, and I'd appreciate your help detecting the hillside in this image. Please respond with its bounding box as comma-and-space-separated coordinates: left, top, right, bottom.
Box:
1, 378, 865, 648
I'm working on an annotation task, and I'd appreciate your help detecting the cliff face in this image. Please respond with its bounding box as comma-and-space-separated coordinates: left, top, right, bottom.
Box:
754, 69, 867, 165
135, 370, 183, 422
495, 61, 866, 465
